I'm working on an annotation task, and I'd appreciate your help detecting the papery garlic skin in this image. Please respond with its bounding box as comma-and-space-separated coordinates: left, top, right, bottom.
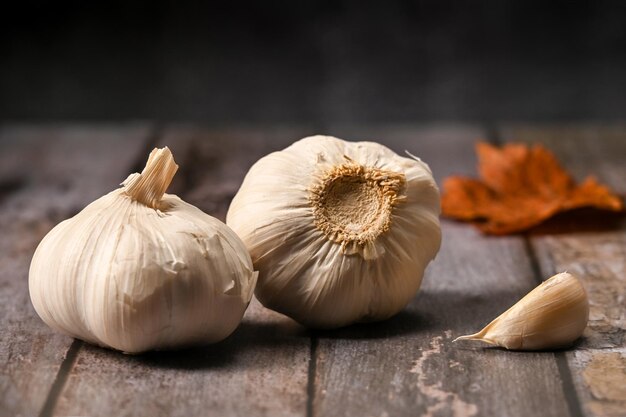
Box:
29, 148, 257, 353
227, 135, 441, 328
455, 272, 589, 350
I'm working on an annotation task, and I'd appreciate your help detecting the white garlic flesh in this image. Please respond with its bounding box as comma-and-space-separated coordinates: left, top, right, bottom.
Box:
455, 272, 589, 350
227, 135, 441, 328
29, 147, 257, 353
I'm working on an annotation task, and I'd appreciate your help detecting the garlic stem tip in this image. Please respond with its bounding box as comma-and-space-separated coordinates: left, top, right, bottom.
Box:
124, 146, 179, 209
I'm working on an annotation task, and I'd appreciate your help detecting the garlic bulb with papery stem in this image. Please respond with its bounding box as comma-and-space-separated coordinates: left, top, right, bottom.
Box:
227, 135, 441, 328
29, 147, 257, 353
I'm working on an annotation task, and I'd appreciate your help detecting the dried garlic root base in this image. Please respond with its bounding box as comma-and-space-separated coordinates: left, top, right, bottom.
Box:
454, 272, 589, 350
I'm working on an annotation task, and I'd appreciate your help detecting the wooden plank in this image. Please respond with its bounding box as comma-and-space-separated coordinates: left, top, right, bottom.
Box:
55, 127, 315, 417
0, 125, 151, 417
311, 125, 574, 417
499, 125, 626, 417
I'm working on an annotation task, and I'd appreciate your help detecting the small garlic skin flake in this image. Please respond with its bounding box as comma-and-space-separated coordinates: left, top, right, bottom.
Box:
455, 272, 589, 350
29, 148, 258, 353
227, 136, 442, 328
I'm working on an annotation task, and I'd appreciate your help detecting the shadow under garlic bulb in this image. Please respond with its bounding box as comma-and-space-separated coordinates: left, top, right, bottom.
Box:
29, 147, 258, 353
227, 135, 441, 328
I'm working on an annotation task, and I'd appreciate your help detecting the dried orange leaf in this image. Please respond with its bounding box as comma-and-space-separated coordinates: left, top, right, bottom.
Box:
441, 142, 623, 234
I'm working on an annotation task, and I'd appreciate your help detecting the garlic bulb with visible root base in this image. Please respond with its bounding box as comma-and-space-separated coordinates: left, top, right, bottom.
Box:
29, 147, 257, 353
226, 135, 441, 328
455, 272, 589, 350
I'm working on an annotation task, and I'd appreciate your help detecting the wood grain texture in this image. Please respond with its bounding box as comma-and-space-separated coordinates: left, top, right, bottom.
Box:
0, 125, 151, 417
3, 124, 623, 417
311, 126, 573, 417
55, 127, 316, 417
499, 125, 626, 417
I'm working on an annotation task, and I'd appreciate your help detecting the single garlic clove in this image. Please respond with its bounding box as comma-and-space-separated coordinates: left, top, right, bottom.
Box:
454, 272, 589, 350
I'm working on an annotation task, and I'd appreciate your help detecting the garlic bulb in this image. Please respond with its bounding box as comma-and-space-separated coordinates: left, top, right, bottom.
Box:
226, 135, 441, 328
29, 147, 257, 353
455, 272, 589, 350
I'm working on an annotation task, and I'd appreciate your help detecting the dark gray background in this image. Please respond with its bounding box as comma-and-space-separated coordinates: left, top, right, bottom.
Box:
2, 0, 626, 123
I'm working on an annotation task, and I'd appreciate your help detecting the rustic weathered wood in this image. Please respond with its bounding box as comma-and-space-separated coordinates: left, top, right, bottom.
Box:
54, 127, 315, 417
4, 124, 624, 417
499, 125, 626, 417
0, 125, 151, 417
310, 126, 574, 417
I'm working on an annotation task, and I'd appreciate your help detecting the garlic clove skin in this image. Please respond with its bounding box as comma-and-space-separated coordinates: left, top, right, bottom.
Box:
455, 272, 589, 350
227, 135, 441, 328
29, 148, 257, 353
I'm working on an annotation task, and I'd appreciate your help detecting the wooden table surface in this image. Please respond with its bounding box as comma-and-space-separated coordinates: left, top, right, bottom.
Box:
0, 124, 624, 417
